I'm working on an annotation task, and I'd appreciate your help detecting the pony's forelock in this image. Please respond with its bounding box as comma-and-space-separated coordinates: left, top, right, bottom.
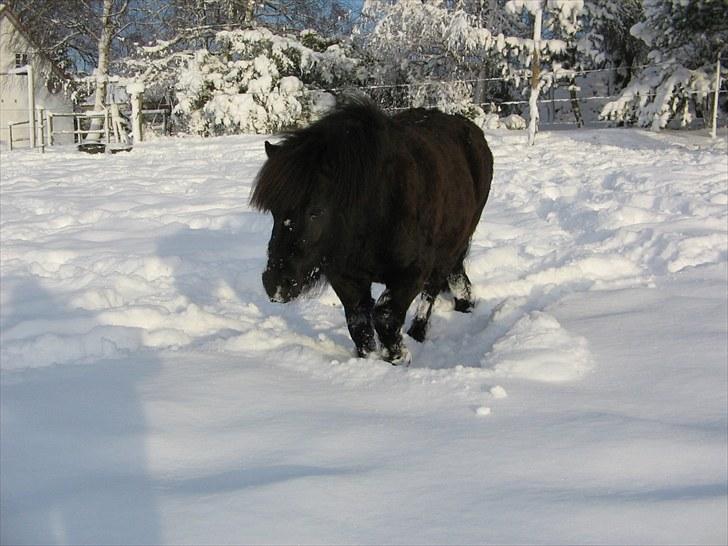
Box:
250, 95, 389, 214
250, 136, 323, 213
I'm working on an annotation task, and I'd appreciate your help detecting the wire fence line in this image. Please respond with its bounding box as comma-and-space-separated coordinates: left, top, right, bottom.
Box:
487, 88, 728, 108
327, 58, 727, 94
323, 60, 727, 123
336, 79, 726, 112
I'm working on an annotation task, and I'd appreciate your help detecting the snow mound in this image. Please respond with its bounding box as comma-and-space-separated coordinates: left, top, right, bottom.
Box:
482, 311, 592, 382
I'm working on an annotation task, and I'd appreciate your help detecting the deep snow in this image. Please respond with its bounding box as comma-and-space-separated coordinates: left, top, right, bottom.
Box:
1, 127, 726, 544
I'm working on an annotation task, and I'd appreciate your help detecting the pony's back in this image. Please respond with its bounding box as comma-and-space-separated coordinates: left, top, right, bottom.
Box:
393, 108, 492, 209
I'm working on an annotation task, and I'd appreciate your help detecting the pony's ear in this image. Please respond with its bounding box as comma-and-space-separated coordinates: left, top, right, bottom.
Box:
264, 140, 281, 158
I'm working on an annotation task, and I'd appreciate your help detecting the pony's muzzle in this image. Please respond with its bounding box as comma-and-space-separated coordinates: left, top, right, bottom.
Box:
262, 268, 299, 303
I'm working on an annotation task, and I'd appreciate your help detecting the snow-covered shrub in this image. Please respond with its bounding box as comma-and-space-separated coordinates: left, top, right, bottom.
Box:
172, 27, 361, 135
124, 27, 360, 135
502, 114, 527, 130
601, 0, 727, 130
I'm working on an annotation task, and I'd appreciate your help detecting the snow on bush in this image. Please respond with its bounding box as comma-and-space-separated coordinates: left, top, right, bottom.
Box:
502, 114, 527, 129
172, 27, 360, 135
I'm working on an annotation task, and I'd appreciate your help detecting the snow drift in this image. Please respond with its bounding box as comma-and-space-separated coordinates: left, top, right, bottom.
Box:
1, 128, 726, 544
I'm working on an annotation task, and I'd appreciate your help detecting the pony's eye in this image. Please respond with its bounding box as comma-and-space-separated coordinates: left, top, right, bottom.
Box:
309, 210, 323, 221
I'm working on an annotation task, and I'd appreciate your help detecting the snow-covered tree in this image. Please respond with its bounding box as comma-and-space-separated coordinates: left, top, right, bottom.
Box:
498, 0, 586, 131
498, 1, 586, 89
354, 0, 497, 119
165, 0, 355, 41
601, 0, 727, 130
256, 0, 357, 34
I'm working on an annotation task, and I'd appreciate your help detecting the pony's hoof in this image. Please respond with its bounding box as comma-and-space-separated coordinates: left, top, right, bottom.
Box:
454, 298, 474, 313
356, 347, 378, 360
407, 320, 427, 342
385, 347, 411, 367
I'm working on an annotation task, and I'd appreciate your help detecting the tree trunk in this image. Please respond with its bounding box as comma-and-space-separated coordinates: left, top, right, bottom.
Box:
569, 77, 583, 128
244, 0, 255, 22
88, 0, 114, 142
528, 6, 543, 146
473, 65, 487, 107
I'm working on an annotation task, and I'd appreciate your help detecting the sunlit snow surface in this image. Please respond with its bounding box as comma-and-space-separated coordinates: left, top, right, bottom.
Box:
1, 128, 726, 544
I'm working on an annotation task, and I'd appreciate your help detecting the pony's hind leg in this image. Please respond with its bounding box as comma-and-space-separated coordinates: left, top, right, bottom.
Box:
407, 281, 445, 342
448, 261, 475, 313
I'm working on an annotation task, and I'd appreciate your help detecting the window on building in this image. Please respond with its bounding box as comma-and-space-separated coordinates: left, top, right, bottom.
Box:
15, 53, 28, 68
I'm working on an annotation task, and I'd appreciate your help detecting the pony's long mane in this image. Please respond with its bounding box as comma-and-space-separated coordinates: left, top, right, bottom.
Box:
250, 95, 391, 213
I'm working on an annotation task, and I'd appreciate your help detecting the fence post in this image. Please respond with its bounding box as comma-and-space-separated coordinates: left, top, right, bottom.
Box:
105, 109, 110, 144
48, 113, 54, 146
27, 63, 36, 148
9, 123, 13, 151
38, 107, 45, 153
711, 51, 722, 139
128, 82, 145, 143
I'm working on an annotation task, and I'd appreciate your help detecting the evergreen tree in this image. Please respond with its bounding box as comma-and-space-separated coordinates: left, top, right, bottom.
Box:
579, 0, 645, 91
601, 0, 727, 129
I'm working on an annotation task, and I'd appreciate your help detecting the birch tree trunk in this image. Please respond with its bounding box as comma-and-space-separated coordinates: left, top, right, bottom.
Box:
88, 0, 114, 142
528, 6, 543, 146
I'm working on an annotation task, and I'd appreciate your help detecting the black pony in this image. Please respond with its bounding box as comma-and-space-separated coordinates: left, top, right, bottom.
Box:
251, 97, 493, 365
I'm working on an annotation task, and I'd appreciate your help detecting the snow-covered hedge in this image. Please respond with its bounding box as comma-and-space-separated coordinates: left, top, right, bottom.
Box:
173, 28, 360, 135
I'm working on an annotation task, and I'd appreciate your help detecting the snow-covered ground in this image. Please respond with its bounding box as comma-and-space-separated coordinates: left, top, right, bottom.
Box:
1, 127, 726, 545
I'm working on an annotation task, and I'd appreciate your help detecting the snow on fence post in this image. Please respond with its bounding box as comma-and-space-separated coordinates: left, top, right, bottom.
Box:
528, 6, 543, 146
128, 82, 145, 143
710, 50, 722, 139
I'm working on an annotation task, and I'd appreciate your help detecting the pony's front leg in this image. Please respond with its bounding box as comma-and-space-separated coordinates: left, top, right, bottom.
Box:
374, 283, 421, 365
329, 275, 376, 358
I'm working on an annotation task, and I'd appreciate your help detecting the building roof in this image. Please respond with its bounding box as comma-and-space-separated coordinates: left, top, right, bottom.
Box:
0, 3, 69, 81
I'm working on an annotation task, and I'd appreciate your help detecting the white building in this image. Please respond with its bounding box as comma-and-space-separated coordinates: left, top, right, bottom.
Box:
0, 3, 74, 148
